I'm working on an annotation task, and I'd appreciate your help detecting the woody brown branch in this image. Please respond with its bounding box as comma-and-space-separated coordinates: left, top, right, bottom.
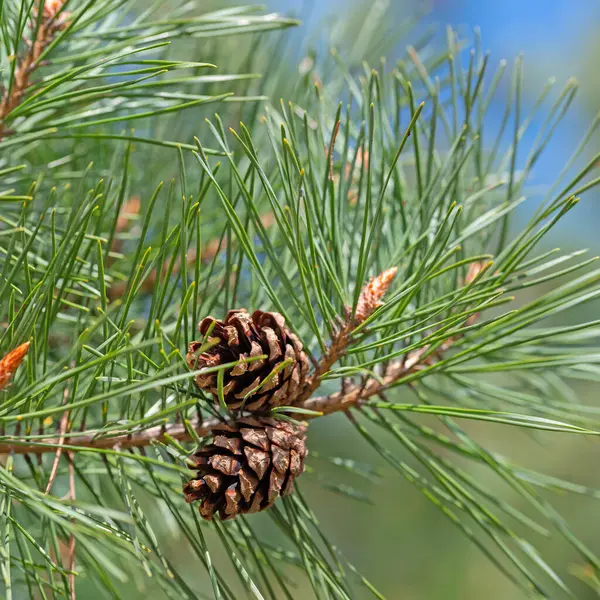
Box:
0, 265, 482, 456
294, 266, 399, 404
0, 343, 440, 455
0, 267, 451, 454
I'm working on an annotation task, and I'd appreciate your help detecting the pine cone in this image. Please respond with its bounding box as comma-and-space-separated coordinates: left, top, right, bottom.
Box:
187, 309, 310, 412
183, 417, 307, 520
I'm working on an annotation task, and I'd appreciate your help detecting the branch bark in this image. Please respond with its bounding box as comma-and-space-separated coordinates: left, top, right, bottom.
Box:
0, 266, 474, 456
0, 344, 436, 455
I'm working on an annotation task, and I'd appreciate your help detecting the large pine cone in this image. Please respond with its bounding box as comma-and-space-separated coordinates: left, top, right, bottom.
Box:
184, 417, 307, 520
187, 309, 310, 412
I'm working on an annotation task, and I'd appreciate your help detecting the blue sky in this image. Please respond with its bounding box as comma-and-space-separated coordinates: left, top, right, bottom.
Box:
269, 0, 600, 239
432, 0, 598, 82
431, 0, 600, 239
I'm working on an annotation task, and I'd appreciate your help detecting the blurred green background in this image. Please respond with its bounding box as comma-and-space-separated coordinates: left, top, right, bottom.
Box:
97, 1, 600, 598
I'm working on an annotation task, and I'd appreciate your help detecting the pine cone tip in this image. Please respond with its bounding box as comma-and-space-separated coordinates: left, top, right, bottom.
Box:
355, 267, 398, 323
0, 342, 30, 391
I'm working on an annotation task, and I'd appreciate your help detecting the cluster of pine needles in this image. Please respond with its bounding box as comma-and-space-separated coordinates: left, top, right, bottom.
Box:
1, 0, 600, 598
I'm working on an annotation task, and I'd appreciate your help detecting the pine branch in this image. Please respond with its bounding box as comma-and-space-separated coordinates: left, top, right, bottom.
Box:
66, 451, 76, 600
296, 267, 399, 403
44, 388, 70, 494
0, 267, 464, 456
2, 1, 599, 594
0, 0, 69, 137
0, 355, 422, 454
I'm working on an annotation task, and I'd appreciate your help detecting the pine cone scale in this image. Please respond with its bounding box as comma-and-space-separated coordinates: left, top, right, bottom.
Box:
245, 446, 270, 480
240, 427, 269, 450
239, 468, 257, 502
230, 359, 248, 377
272, 445, 289, 473
289, 449, 303, 475
224, 485, 241, 516
213, 434, 242, 454
209, 454, 241, 476
204, 474, 221, 493
268, 470, 285, 503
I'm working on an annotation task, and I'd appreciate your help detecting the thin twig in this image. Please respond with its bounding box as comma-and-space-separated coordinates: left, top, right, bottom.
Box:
44, 387, 70, 494
0, 341, 446, 455
0, 267, 476, 455
67, 451, 76, 600
295, 267, 398, 404
295, 322, 352, 405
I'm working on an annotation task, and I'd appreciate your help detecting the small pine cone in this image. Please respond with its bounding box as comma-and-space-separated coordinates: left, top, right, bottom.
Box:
187, 309, 310, 412
183, 417, 307, 520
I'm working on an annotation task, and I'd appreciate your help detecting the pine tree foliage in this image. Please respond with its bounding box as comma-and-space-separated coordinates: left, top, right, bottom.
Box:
1, 0, 600, 598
